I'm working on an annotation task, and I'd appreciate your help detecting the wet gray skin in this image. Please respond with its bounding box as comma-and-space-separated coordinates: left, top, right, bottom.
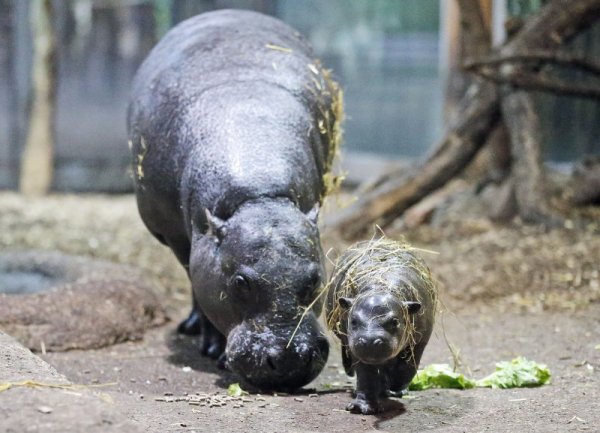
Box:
326, 240, 436, 414
127, 10, 337, 390
342, 294, 420, 365
336, 292, 428, 414
191, 200, 329, 390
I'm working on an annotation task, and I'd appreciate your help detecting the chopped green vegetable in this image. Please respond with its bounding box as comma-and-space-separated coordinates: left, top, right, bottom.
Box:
408, 358, 551, 391
475, 357, 551, 389
409, 363, 475, 391
227, 383, 246, 397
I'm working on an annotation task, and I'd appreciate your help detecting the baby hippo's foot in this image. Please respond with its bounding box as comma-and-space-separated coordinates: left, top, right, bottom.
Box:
346, 395, 382, 415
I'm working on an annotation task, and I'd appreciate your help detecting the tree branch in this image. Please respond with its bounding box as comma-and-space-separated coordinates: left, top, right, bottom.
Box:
327, 0, 600, 239
476, 68, 600, 99
464, 50, 600, 76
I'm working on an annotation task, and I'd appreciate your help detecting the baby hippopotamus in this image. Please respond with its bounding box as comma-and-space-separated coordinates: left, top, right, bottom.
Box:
128, 10, 342, 390
326, 238, 437, 414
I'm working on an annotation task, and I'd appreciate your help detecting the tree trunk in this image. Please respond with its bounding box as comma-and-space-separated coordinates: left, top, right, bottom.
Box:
328, 0, 600, 239
442, 0, 492, 121
500, 89, 563, 225
498, 0, 600, 225
325, 82, 500, 238
19, 0, 57, 196
327, 0, 499, 238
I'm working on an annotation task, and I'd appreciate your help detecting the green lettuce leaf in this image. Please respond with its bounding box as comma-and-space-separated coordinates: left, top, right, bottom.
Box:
475, 357, 551, 389
409, 363, 476, 391
227, 382, 246, 397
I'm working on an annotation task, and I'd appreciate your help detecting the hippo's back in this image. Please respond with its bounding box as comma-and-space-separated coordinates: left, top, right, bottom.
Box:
128, 9, 341, 247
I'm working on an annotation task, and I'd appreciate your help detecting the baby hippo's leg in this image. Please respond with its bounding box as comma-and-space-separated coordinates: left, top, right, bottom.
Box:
386, 344, 426, 396
347, 364, 385, 414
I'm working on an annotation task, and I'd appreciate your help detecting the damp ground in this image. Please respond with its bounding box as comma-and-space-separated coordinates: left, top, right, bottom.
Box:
0, 192, 599, 433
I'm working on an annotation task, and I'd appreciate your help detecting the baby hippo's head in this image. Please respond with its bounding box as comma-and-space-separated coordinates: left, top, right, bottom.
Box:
339, 293, 421, 365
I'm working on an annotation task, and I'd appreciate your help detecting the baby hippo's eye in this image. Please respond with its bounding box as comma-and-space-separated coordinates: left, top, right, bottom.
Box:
233, 274, 250, 290
384, 317, 401, 329
350, 318, 358, 329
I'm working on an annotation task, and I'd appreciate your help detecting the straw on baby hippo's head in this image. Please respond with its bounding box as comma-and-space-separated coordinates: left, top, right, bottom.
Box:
325, 237, 437, 356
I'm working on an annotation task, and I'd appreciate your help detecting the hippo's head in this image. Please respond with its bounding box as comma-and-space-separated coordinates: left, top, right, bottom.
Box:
338, 293, 421, 365
193, 198, 329, 390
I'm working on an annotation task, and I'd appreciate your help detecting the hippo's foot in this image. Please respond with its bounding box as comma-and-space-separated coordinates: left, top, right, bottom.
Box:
346, 395, 382, 415
216, 352, 229, 370
199, 316, 226, 359
177, 309, 203, 335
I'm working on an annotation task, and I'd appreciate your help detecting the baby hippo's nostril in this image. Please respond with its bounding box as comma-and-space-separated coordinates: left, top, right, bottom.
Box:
373, 338, 383, 346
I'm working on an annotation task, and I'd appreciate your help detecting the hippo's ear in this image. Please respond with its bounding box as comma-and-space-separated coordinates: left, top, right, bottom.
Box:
205, 209, 227, 242
338, 297, 354, 310
305, 203, 320, 225
403, 301, 421, 314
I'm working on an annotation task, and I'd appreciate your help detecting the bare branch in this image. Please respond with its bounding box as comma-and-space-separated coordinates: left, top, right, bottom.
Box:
464, 50, 600, 76
475, 68, 600, 99
327, 0, 600, 239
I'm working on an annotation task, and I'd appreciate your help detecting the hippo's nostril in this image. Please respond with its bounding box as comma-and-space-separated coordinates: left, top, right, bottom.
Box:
373, 338, 383, 346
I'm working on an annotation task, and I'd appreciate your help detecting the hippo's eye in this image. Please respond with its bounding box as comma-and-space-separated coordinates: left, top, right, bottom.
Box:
233, 275, 250, 291
350, 318, 358, 328
391, 317, 401, 328
384, 317, 401, 328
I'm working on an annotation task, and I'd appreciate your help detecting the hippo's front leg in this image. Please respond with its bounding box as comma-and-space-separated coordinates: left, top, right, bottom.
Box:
346, 364, 384, 414
177, 292, 203, 335
198, 309, 226, 359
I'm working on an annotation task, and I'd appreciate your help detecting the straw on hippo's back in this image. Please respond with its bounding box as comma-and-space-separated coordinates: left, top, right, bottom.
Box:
127, 9, 342, 390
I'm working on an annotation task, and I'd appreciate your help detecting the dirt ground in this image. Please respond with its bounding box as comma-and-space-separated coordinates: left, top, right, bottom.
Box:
1, 191, 599, 433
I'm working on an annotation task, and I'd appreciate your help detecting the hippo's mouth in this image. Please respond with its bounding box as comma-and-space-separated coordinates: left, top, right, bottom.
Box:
225, 315, 329, 391
350, 340, 398, 365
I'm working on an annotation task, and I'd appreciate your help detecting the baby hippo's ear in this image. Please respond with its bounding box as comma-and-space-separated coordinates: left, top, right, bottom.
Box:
205, 209, 227, 242
338, 297, 354, 310
403, 301, 421, 314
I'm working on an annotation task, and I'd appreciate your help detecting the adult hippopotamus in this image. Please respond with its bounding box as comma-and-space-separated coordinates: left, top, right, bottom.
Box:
127, 9, 342, 390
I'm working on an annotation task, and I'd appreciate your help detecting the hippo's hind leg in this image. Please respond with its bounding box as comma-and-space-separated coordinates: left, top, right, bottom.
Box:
385, 343, 427, 397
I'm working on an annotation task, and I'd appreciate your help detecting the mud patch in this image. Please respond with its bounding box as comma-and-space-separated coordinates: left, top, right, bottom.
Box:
0, 250, 168, 352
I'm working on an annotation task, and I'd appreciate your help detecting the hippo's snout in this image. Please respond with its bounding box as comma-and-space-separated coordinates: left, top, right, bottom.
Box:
350, 334, 396, 365
226, 314, 329, 390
